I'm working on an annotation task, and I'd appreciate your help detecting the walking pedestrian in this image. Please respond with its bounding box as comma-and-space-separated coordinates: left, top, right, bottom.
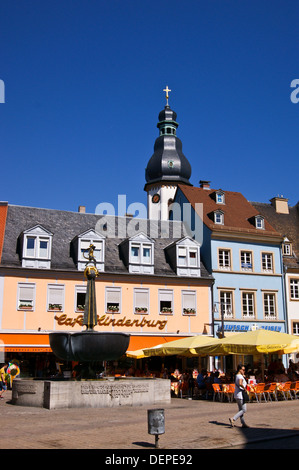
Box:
229, 364, 250, 428
0, 363, 8, 400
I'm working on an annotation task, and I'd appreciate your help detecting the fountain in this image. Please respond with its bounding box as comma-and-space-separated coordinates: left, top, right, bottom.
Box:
12, 245, 171, 409
49, 244, 130, 365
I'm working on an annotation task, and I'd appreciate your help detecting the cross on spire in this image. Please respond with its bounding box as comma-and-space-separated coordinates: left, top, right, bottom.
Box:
163, 85, 171, 105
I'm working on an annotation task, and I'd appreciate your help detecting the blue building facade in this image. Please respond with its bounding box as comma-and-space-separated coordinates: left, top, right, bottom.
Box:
172, 183, 287, 339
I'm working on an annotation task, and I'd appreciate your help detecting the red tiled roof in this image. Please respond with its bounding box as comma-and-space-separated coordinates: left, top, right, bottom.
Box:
0, 202, 8, 262
177, 185, 281, 239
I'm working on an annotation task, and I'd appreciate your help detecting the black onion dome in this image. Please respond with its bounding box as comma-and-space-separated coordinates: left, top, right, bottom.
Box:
145, 106, 192, 186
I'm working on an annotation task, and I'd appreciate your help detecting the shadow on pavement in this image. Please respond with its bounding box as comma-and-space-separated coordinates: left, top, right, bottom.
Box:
209, 420, 299, 448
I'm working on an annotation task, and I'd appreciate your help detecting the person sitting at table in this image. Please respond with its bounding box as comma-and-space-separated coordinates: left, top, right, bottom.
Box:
196, 368, 207, 391
274, 369, 289, 383
213, 370, 222, 384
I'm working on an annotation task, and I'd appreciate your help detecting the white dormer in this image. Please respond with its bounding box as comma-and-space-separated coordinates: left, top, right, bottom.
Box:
22, 225, 53, 269
255, 215, 265, 230
129, 232, 154, 274
216, 190, 225, 205
76, 229, 105, 272
214, 209, 224, 225
119, 232, 154, 274
165, 236, 201, 277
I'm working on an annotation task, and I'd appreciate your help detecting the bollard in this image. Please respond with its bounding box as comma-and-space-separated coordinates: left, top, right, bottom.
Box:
147, 408, 165, 448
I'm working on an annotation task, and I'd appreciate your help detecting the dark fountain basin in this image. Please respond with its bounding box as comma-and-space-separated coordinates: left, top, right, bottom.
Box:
49, 246, 130, 365
49, 331, 130, 362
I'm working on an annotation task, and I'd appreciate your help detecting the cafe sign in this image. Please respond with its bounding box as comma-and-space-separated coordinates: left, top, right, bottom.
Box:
54, 314, 167, 331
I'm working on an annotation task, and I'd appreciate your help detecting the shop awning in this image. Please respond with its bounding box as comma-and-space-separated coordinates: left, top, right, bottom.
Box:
128, 335, 186, 352
0, 333, 185, 355
0, 333, 52, 353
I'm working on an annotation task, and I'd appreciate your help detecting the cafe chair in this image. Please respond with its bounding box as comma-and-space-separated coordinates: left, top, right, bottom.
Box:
293, 381, 299, 399
212, 383, 223, 402
253, 383, 267, 403
223, 384, 234, 402
279, 381, 293, 401
264, 382, 278, 402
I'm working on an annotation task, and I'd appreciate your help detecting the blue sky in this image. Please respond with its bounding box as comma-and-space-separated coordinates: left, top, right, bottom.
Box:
0, 0, 298, 215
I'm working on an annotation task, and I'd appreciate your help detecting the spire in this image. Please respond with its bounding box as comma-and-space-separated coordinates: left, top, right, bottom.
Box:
163, 85, 171, 106
144, 88, 192, 187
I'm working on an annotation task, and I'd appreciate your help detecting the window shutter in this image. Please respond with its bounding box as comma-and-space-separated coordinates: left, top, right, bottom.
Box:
48, 286, 64, 305
106, 288, 121, 304
182, 291, 196, 309
19, 285, 34, 301
135, 289, 149, 307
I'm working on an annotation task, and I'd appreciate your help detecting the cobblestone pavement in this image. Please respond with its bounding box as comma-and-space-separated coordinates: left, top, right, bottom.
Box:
1, 390, 299, 450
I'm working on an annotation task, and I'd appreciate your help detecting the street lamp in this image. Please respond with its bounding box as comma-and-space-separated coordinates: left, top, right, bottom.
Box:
213, 302, 232, 338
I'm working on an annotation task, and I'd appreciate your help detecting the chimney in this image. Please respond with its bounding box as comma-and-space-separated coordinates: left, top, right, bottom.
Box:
270, 196, 289, 214
199, 180, 211, 190
78, 205, 86, 213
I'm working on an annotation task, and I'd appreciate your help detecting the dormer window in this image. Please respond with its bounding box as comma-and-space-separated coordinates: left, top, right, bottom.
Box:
165, 236, 201, 277
214, 210, 224, 225
76, 229, 105, 272
119, 232, 154, 274
21, 225, 53, 269
283, 238, 292, 256
216, 191, 225, 205
255, 216, 265, 230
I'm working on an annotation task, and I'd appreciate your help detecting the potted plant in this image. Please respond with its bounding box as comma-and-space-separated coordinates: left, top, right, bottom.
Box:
161, 307, 172, 314
135, 307, 148, 313
19, 303, 33, 310
183, 308, 196, 314
49, 303, 62, 311
107, 305, 119, 313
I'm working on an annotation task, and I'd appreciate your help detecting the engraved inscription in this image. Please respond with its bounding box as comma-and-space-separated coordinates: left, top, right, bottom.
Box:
81, 382, 149, 397
15, 383, 37, 394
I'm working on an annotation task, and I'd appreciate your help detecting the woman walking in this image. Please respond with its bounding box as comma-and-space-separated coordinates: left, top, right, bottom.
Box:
229, 365, 250, 428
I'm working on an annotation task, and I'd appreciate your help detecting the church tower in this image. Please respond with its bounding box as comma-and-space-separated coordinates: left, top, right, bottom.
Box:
144, 87, 192, 220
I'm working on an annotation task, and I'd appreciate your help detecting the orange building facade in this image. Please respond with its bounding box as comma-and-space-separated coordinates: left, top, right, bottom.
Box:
0, 204, 213, 375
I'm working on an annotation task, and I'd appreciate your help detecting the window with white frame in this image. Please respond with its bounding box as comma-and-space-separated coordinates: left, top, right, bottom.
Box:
134, 288, 149, 314
262, 253, 273, 273
182, 290, 196, 315
25, 236, 50, 258
292, 322, 299, 335
242, 292, 255, 318
105, 287, 121, 313
263, 293, 277, 319
79, 239, 103, 263
240, 251, 253, 271
130, 243, 152, 264
219, 291, 233, 318
218, 249, 231, 270
255, 216, 265, 229
178, 246, 198, 267
18, 283, 35, 310
47, 284, 65, 311
159, 289, 173, 314
76, 230, 105, 272
75, 285, 86, 312
22, 225, 52, 269
283, 243, 292, 256
214, 210, 224, 225
216, 191, 225, 204
290, 279, 299, 300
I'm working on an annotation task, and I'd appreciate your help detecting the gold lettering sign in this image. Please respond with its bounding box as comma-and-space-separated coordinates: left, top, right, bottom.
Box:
54, 314, 167, 331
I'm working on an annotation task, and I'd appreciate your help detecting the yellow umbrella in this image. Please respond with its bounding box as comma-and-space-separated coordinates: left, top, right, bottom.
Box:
194, 329, 299, 356
142, 335, 219, 357
126, 349, 147, 359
